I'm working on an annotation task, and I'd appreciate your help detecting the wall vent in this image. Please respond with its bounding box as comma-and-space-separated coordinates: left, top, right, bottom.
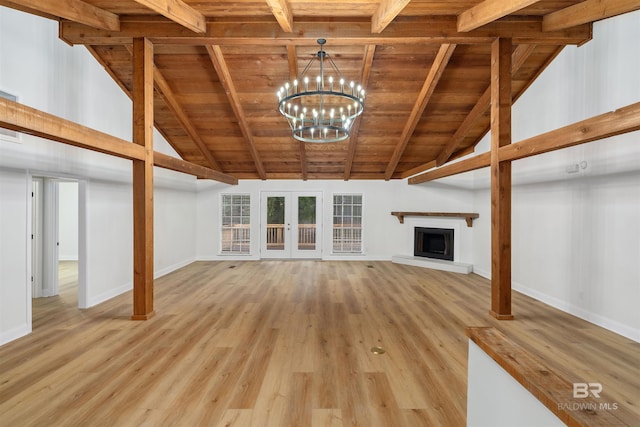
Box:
0, 90, 21, 143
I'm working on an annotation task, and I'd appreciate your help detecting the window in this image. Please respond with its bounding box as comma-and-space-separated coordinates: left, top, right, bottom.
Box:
332, 194, 362, 253
221, 194, 251, 254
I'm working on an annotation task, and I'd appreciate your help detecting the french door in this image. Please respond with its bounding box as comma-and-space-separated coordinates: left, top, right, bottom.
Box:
260, 191, 322, 259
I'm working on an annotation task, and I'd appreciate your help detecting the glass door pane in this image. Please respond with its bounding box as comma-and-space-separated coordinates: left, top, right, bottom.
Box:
297, 196, 316, 251
266, 196, 286, 250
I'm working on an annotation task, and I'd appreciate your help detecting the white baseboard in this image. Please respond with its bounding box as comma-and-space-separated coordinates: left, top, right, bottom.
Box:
85, 258, 197, 308
0, 323, 31, 346
473, 265, 639, 343
59, 255, 79, 261
513, 282, 640, 343
87, 282, 132, 308
154, 257, 196, 279
473, 267, 491, 280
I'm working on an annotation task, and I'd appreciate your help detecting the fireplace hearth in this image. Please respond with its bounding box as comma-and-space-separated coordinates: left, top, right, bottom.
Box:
414, 227, 454, 261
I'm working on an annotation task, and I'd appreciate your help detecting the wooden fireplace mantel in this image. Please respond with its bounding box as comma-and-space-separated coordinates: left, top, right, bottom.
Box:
391, 211, 479, 227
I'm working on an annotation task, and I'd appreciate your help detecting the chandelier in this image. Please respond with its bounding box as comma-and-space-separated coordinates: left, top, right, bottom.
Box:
277, 39, 365, 143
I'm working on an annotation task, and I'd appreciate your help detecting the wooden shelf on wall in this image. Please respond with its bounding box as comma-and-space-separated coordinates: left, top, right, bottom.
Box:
391, 211, 479, 227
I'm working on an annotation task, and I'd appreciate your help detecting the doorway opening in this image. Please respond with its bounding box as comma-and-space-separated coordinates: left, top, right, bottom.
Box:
31, 177, 86, 326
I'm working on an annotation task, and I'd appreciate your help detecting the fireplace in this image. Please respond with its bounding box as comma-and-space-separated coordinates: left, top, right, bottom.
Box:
414, 227, 454, 261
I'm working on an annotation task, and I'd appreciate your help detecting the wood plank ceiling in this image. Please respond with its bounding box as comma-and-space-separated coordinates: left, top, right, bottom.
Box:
4, 0, 636, 180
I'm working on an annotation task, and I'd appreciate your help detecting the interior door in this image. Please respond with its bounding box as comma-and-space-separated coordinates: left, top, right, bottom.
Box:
31, 177, 60, 298
260, 191, 322, 259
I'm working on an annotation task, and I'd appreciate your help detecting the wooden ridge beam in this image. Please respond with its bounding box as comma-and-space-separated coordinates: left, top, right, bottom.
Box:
384, 44, 457, 180
206, 45, 267, 180
344, 44, 376, 180
153, 66, 223, 171
130, 0, 206, 33
1, 0, 119, 31
409, 101, 640, 184
543, 0, 640, 32
265, 0, 293, 32
0, 96, 145, 161
435, 44, 536, 167
59, 16, 592, 46
371, 0, 412, 33
458, 0, 543, 32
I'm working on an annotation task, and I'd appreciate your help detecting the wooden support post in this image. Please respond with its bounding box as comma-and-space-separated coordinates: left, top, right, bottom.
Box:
490, 37, 514, 320
131, 37, 155, 320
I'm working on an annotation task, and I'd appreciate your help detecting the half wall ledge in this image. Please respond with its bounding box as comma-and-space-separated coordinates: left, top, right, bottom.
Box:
391, 211, 479, 227
392, 255, 473, 274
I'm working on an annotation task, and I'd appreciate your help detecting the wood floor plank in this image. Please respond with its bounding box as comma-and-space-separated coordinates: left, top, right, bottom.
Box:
0, 260, 638, 426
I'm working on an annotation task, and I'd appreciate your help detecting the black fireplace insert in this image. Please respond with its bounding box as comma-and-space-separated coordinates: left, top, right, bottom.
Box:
414, 227, 454, 261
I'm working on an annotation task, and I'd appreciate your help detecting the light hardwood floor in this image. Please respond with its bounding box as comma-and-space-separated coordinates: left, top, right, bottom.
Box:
1, 261, 638, 426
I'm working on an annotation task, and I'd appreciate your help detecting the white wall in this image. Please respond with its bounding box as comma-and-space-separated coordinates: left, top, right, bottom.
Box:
471, 11, 640, 342
0, 8, 198, 345
196, 179, 474, 261
0, 169, 30, 344
467, 340, 564, 427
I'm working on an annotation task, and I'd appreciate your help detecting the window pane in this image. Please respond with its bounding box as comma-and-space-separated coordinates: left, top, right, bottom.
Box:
220, 194, 251, 254
332, 193, 363, 254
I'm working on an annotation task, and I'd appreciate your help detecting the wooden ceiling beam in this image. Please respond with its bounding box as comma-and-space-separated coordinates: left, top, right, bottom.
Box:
206, 45, 267, 180
500, 101, 640, 162
286, 44, 307, 180
409, 101, 640, 184
0, 94, 235, 183
265, 0, 293, 32
85, 45, 133, 99
383, 43, 457, 180
121, 44, 220, 166
59, 17, 591, 46
298, 141, 308, 180
130, 0, 206, 33
401, 145, 475, 179
0, 96, 145, 160
458, 0, 543, 32
344, 44, 376, 180
543, 0, 640, 32
287, 45, 298, 80
153, 66, 223, 171
154, 152, 237, 184
435, 44, 536, 167
371, 0, 411, 33
1, 0, 119, 31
